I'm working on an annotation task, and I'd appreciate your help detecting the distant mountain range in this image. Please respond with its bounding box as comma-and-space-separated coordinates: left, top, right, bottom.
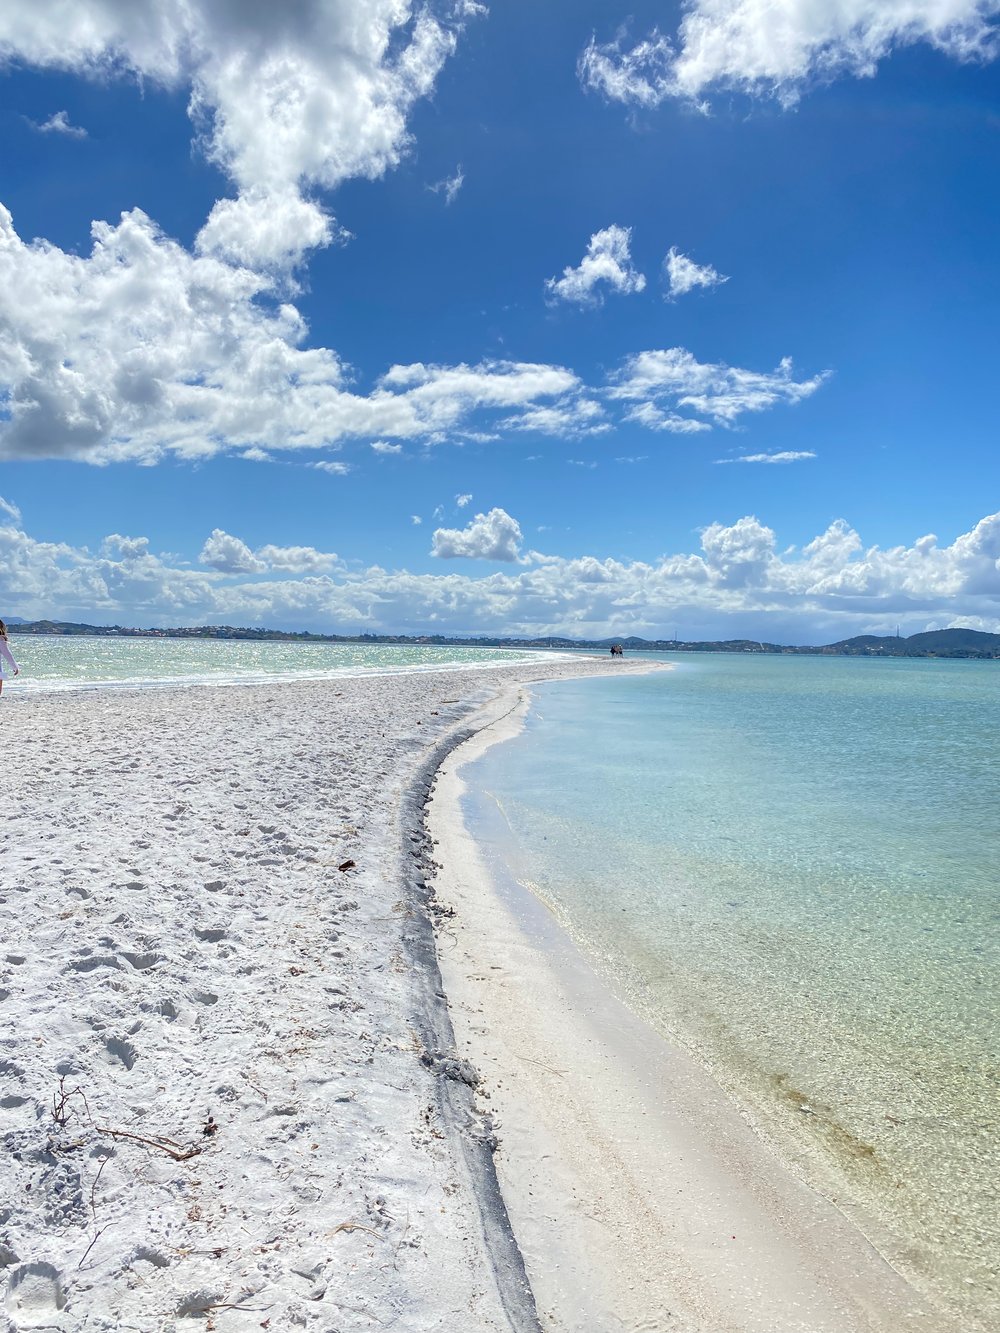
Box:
8, 621, 1000, 659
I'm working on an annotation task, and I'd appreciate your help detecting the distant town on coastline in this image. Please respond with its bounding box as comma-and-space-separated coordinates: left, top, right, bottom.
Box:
7, 619, 1000, 659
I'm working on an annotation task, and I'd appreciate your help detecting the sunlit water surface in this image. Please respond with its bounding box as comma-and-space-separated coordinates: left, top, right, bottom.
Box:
467, 654, 999, 1326
4, 634, 550, 692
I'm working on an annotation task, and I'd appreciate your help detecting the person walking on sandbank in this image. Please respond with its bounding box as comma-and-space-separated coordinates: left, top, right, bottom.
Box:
0, 621, 19, 696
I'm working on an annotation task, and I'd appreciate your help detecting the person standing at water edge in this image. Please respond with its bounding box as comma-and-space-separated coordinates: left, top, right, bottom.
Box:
0, 621, 19, 695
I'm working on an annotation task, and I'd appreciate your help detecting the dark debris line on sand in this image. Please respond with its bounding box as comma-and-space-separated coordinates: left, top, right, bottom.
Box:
400, 707, 544, 1333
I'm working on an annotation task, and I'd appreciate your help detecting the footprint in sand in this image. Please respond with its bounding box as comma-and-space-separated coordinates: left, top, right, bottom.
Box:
120, 951, 161, 972
68, 954, 121, 973
102, 1036, 139, 1071
194, 927, 227, 944
4, 1263, 66, 1327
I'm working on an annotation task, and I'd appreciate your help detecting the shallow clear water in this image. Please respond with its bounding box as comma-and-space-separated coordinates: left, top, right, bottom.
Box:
3, 634, 548, 693
469, 654, 1000, 1325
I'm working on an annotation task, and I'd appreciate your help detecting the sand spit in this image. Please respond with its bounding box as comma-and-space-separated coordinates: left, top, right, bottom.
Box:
0, 656, 634, 1332
428, 688, 961, 1333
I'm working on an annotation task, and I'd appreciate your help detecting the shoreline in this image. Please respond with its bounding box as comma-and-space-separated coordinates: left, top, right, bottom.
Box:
427, 679, 956, 1333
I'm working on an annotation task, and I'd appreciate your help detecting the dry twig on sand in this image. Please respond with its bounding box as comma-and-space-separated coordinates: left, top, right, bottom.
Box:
94, 1126, 203, 1161
329, 1221, 384, 1241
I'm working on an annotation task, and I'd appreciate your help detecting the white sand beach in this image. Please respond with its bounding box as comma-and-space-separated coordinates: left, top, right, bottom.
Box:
0, 656, 628, 1331
0, 659, 953, 1331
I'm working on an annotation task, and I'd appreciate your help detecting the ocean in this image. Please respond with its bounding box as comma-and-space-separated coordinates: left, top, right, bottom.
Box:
2, 633, 550, 693
463, 653, 999, 1327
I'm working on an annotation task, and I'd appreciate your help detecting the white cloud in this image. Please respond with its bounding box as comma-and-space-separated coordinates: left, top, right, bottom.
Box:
611, 348, 827, 426
664, 246, 728, 300
456, 493, 473, 507
256, 543, 339, 574
580, 3, 1000, 108
197, 189, 348, 273
578, 30, 677, 109
501, 397, 611, 437
200, 528, 337, 574
429, 166, 464, 204
568, 459, 598, 468
0, 203, 601, 462
0, 1, 482, 270
431, 507, 523, 562
0, 197, 823, 463
199, 529, 265, 574
623, 402, 712, 434
310, 461, 352, 475
716, 450, 816, 464
0, 495, 21, 522
28, 109, 87, 138
8, 508, 1000, 641
411, 515, 423, 525
546, 224, 646, 306
371, 441, 403, 455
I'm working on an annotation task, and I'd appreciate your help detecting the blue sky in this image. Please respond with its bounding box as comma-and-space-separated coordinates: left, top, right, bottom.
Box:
1, 1, 999, 641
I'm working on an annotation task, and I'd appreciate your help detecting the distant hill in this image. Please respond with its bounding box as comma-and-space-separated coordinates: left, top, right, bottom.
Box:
825, 629, 1000, 657
3, 616, 27, 625
10, 621, 1000, 658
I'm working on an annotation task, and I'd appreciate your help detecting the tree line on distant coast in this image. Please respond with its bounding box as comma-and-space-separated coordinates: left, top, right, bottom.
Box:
8, 620, 1000, 659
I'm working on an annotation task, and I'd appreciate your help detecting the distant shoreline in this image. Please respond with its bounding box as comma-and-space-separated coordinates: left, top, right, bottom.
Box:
9, 620, 1000, 659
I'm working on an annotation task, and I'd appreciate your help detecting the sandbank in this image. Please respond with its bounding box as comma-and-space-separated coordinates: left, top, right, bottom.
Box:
0, 655, 627, 1331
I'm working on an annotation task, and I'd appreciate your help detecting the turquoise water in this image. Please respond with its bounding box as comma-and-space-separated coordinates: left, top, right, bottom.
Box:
468, 654, 1000, 1326
3, 634, 549, 692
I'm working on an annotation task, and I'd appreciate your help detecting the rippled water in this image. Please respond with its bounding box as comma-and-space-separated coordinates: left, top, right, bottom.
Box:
3, 633, 548, 693
468, 654, 1000, 1328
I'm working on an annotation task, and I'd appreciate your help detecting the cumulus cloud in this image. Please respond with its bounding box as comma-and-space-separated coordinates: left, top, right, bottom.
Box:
28, 109, 87, 138
256, 543, 339, 574
664, 246, 728, 300
456, 493, 473, 507
199, 529, 265, 575
580, 2, 1000, 108
611, 348, 827, 427
546, 225, 646, 306
7, 508, 1000, 640
0, 1, 480, 270
200, 528, 338, 574
0, 202, 823, 462
431, 507, 523, 562
715, 450, 816, 464
371, 441, 403, 455
196, 189, 348, 273
0, 203, 603, 462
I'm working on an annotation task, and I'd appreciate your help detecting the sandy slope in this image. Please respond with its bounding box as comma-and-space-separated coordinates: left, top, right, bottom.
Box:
0, 657, 624, 1332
